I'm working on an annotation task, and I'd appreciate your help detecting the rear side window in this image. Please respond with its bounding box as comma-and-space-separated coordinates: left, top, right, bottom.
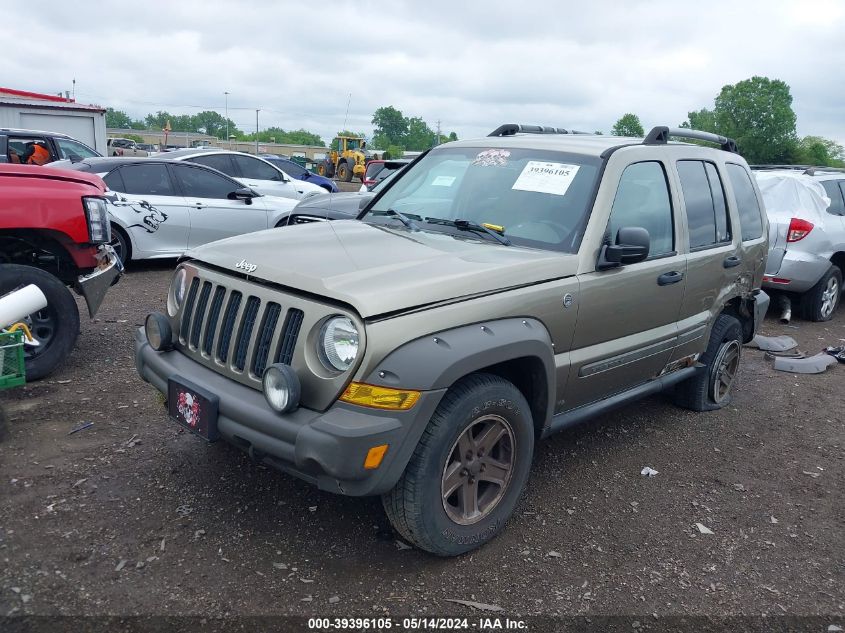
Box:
725, 164, 764, 239
820, 180, 845, 216
190, 154, 235, 175
116, 164, 176, 196
231, 155, 283, 181
608, 161, 674, 257
677, 160, 731, 249
276, 160, 306, 178
103, 169, 125, 192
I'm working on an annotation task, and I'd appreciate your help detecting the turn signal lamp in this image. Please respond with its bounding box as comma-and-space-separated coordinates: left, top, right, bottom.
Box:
364, 444, 389, 470
339, 383, 421, 410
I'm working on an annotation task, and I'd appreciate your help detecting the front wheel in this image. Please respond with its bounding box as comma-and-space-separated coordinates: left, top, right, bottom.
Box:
0, 264, 80, 381
337, 162, 352, 182
674, 313, 742, 412
382, 373, 534, 556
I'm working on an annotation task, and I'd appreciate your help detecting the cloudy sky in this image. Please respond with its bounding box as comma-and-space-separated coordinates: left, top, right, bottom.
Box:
2, 0, 843, 146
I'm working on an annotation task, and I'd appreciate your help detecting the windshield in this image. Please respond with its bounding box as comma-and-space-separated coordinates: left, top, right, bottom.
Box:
365, 146, 601, 252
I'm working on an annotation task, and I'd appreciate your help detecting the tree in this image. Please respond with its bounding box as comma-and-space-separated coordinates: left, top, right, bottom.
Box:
191, 110, 237, 138
681, 108, 717, 133
405, 117, 436, 151
794, 136, 845, 167
371, 106, 408, 147
611, 113, 644, 137
712, 76, 797, 164
105, 108, 135, 129
448, 131, 458, 142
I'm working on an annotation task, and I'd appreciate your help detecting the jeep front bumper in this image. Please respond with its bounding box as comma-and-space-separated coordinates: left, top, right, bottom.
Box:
134, 328, 444, 496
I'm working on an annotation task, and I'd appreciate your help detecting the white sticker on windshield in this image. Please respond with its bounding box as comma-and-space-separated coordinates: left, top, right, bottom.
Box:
512, 162, 580, 196
431, 175, 456, 187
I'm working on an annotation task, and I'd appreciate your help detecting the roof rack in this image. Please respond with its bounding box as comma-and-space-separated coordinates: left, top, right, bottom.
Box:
643, 126, 738, 154
750, 164, 845, 175
488, 124, 591, 137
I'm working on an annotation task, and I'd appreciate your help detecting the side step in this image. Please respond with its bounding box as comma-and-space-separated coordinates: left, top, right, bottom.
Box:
542, 366, 701, 438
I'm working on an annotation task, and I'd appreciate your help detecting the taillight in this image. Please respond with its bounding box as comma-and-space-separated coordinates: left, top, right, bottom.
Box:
786, 218, 813, 242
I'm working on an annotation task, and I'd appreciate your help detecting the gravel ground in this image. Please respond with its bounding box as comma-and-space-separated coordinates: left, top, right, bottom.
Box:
1, 262, 843, 626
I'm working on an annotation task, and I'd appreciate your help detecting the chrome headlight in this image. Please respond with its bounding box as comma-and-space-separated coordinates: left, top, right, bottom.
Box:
83, 196, 110, 243
167, 267, 188, 316
318, 316, 359, 372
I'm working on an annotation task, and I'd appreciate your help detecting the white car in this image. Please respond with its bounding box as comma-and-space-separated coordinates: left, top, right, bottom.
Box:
163, 149, 324, 200
754, 167, 845, 321
54, 157, 298, 262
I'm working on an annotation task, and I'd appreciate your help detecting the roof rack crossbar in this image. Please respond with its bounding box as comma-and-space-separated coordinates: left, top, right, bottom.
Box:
643, 126, 738, 154
488, 124, 590, 137
749, 164, 845, 175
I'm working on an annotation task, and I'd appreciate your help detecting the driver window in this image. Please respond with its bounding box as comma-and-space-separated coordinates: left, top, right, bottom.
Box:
607, 161, 674, 258
174, 164, 239, 199
56, 138, 99, 160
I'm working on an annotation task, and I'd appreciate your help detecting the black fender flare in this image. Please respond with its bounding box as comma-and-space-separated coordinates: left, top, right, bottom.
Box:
363, 317, 556, 427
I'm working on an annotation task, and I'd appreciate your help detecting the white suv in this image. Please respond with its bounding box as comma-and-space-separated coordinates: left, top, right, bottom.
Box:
754, 166, 845, 321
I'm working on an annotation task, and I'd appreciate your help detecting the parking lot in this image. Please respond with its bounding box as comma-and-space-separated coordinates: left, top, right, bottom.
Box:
1, 262, 842, 619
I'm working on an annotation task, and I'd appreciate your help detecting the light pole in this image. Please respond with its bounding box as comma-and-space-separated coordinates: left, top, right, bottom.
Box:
255, 109, 260, 155
224, 91, 229, 148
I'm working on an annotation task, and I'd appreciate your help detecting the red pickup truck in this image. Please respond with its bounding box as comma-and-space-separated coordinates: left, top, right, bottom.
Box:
0, 164, 122, 379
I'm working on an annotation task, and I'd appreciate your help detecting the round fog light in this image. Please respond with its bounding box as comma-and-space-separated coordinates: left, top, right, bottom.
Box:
145, 312, 173, 351
262, 364, 301, 413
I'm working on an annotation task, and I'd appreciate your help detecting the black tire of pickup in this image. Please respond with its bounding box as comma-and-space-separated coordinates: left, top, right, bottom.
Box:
382, 373, 534, 556
673, 313, 742, 412
0, 264, 80, 381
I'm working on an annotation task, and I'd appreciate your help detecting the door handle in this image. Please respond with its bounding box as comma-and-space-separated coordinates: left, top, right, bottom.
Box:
723, 255, 742, 268
657, 270, 684, 286
193, 203, 206, 209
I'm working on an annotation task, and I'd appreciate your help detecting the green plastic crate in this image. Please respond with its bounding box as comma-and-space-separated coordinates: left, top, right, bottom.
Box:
0, 330, 25, 389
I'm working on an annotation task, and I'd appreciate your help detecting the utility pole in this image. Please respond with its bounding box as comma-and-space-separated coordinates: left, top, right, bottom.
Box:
224, 91, 229, 148
342, 93, 351, 132
435, 120, 441, 147
255, 109, 260, 155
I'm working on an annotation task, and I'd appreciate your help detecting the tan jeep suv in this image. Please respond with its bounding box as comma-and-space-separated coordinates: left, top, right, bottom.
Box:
136, 124, 769, 555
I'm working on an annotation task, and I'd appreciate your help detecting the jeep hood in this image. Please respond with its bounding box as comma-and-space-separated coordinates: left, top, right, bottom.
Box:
188, 220, 578, 318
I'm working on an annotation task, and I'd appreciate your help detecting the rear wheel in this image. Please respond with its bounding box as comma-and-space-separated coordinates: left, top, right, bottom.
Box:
0, 264, 80, 381
382, 373, 534, 556
674, 313, 742, 412
801, 266, 841, 322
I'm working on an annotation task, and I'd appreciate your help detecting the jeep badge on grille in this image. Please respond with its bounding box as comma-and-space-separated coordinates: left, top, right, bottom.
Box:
235, 259, 257, 273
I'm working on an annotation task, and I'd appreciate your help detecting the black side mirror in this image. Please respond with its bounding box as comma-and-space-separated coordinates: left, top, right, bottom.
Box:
230, 187, 256, 204
597, 226, 650, 270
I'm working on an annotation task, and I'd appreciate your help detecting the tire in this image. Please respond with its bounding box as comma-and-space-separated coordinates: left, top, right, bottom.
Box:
0, 264, 80, 381
674, 313, 742, 412
110, 224, 131, 265
338, 162, 353, 182
382, 373, 535, 556
317, 162, 334, 178
801, 266, 842, 322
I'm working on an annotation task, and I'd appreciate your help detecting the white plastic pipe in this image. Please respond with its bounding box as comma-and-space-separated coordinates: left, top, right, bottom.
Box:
0, 285, 48, 328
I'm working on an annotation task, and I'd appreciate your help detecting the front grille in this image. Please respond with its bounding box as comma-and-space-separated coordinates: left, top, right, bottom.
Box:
173, 264, 363, 409
178, 277, 307, 381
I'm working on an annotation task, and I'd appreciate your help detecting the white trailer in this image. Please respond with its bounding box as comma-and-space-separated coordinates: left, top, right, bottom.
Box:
0, 88, 107, 154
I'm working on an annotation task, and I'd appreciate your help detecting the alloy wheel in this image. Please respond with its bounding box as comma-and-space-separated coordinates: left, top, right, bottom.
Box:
820, 276, 839, 319
711, 340, 741, 404
441, 414, 515, 525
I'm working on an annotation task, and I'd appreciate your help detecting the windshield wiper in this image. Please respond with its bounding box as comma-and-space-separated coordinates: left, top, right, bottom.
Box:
378, 208, 420, 230
425, 217, 511, 246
